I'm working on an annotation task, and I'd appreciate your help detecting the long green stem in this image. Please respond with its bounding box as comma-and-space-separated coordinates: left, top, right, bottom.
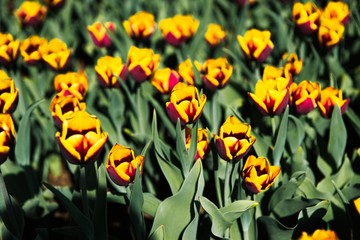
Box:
223, 161, 232, 239
80, 166, 90, 218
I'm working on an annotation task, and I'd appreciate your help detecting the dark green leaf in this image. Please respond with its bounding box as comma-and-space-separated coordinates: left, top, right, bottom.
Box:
129, 168, 145, 240
93, 163, 107, 240
143, 193, 161, 218
272, 106, 289, 166
257, 216, 295, 240
273, 196, 321, 218
287, 115, 305, 154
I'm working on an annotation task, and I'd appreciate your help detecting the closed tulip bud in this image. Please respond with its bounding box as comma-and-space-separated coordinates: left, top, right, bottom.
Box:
20, 35, 47, 65
0, 70, 19, 114
201, 57, 233, 91
166, 82, 206, 127
127, 46, 160, 83
123, 11, 156, 40
0, 33, 20, 65
14, 1, 47, 27
322, 1, 350, 25
56, 111, 108, 165
216, 116, 256, 162
290, 80, 320, 115
318, 18, 345, 48
237, 29, 274, 63
0, 114, 16, 165
95, 56, 127, 88
40, 38, 71, 71
106, 144, 144, 186
292, 2, 321, 35
185, 127, 210, 161
317, 86, 349, 118
151, 68, 180, 94
282, 53, 303, 76
204, 23, 226, 47
54, 71, 88, 100
178, 59, 202, 86
242, 155, 281, 194
299, 229, 337, 240
87, 21, 116, 48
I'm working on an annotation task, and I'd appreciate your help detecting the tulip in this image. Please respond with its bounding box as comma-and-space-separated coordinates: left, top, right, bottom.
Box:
123, 11, 156, 40
322, 1, 350, 25
20, 35, 47, 65
0, 114, 16, 165
56, 111, 108, 165
242, 155, 281, 194
317, 86, 349, 118
127, 46, 160, 83
166, 82, 206, 127
53, 71, 88, 100
298, 229, 337, 240
262, 65, 292, 87
185, 127, 210, 161
292, 2, 321, 35
282, 53, 303, 76
50, 93, 86, 129
151, 68, 180, 94
318, 18, 345, 48
87, 21, 116, 48
44, 0, 66, 8
40, 38, 71, 70
290, 80, 320, 115
159, 14, 199, 46
178, 59, 201, 85
0, 33, 20, 64
215, 116, 256, 162
0, 70, 19, 114
106, 144, 144, 186
204, 23, 226, 47
354, 197, 360, 215
200, 57, 233, 91
95, 56, 127, 88
237, 29, 274, 63
14, 1, 47, 27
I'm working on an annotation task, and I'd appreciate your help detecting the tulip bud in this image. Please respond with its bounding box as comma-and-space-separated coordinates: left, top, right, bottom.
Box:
204, 23, 226, 47
0, 114, 16, 165
87, 21, 116, 48
317, 86, 349, 118
322, 1, 350, 25
178, 59, 202, 86
20, 35, 47, 65
282, 53, 303, 76
292, 2, 321, 35
151, 68, 180, 94
14, 1, 47, 27
95, 56, 127, 88
40, 38, 71, 71
290, 80, 320, 115
0, 33, 20, 65
123, 11, 157, 40
200, 57, 233, 91
185, 127, 210, 161
54, 71, 88, 100
317, 18, 345, 48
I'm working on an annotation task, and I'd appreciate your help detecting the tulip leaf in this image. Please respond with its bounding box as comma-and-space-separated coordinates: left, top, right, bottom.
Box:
148, 225, 165, 240
149, 160, 202, 240
188, 121, 199, 166
272, 106, 289, 166
143, 193, 161, 218
345, 107, 360, 137
15, 99, 45, 166
287, 115, 305, 154
175, 119, 189, 174
272, 196, 321, 218
220, 200, 258, 222
328, 105, 347, 169
305, 200, 330, 220
93, 162, 107, 240
182, 203, 200, 240
257, 216, 295, 240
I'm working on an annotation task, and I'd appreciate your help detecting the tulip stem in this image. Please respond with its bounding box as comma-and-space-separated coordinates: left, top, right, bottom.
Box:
223, 161, 232, 238
80, 166, 90, 218
271, 116, 277, 137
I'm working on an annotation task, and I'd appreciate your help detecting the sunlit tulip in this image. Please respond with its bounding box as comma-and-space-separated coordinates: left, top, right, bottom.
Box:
200, 57, 233, 91
290, 80, 320, 115
178, 59, 201, 85
159, 14, 199, 46
50, 93, 86, 128
237, 29, 274, 63
44, 0, 66, 8
292, 2, 321, 35
151, 68, 180, 94
216, 116, 256, 162
0, 33, 20, 64
0, 70, 19, 114
282, 53, 303, 76
87, 21, 116, 48
14, 1, 47, 27
298, 229, 337, 240
123, 11, 156, 40
0, 114, 16, 165
166, 82, 207, 127
95, 56, 127, 88
40, 38, 71, 70
353, 197, 360, 215
20, 35, 47, 65
127, 46, 160, 83
318, 18, 345, 48
56, 111, 108, 165
54, 71, 88, 100
242, 155, 280, 194
322, 1, 350, 25
317, 86, 349, 118
185, 127, 210, 161
106, 144, 144, 186
204, 23, 226, 47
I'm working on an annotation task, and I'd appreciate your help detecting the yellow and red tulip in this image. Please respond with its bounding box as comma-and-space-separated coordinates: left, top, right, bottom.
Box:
151, 68, 180, 94
20, 35, 47, 65
0, 33, 20, 64
262, 65, 292, 88
237, 29, 274, 63
242, 155, 280, 194
353, 197, 360, 215
95, 56, 127, 88
178, 59, 201, 86
298, 229, 337, 240
185, 127, 210, 161
215, 116, 256, 162
127, 46, 160, 83
318, 18, 345, 48
0, 114, 16, 165
166, 82, 207, 127
200, 57, 233, 91
87, 21, 116, 48
322, 1, 350, 25
0, 70, 19, 114
106, 144, 144, 186
40, 38, 71, 71
290, 80, 320, 115
282, 52, 303, 76
292, 2, 321, 35
14, 1, 47, 27
204, 23, 226, 47
56, 111, 108, 165
54, 71, 88, 100
123, 11, 157, 40
317, 86, 349, 118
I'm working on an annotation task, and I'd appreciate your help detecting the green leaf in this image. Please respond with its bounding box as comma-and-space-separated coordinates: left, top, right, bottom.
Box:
143, 193, 161, 218
345, 107, 360, 137
305, 200, 330, 219
272, 196, 321, 218
221, 200, 258, 222
188, 122, 199, 165
175, 119, 189, 174
257, 216, 295, 240
328, 105, 347, 169
287, 115, 305, 154
272, 106, 289, 166
93, 163, 107, 240
148, 225, 165, 240
15, 99, 45, 166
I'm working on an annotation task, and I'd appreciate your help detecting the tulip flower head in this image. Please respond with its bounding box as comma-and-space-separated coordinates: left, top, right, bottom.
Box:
0, 33, 20, 65
95, 56, 127, 88
262, 65, 292, 88
317, 86, 349, 118
40, 38, 71, 71
185, 127, 210, 161
87, 21, 116, 48
166, 82, 207, 127
106, 144, 144, 186
0, 70, 19, 114
123, 11, 157, 40
127, 46, 160, 83
14, 1, 47, 27
215, 116, 256, 162
0, 114, 16, 165
54, 71, 88, 100
318, 18, 345, 48
151, 68, 180, 94
242, 155, 281, 194
204, 23, 227, 47
20, 35, 47, 65
298, 229, 337, 240
290, 80, 320, 115
282, 52, 303, 76
237, 29, 274, 63
292, 2, 321, 35
322, 1, 350, 25
354, 197, 360, 215
200, 57, 233, 91
178, 59, 202, 86
56, 111, 108, 165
